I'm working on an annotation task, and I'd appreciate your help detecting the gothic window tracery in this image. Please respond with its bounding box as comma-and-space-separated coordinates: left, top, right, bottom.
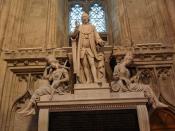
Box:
68, 0, 107, 33
89, 3, 106, 32
69, 4, 84, 32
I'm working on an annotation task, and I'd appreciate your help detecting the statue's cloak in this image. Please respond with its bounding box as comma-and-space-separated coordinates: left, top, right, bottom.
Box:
75, 24, 101, 82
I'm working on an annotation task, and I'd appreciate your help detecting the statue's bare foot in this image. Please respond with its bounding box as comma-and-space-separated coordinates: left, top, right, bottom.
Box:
152, 101, 168, 109
57, 88, 64, 95
86, 80, 90, 84
156, 102, 168, 108
58, 91, 64, 95
86, 79, 90, 84
49, 96, 53, 101
24, 108, 36, 116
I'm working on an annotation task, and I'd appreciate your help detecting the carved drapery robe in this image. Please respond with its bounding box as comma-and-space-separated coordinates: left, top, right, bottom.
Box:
74, 24, 103, 83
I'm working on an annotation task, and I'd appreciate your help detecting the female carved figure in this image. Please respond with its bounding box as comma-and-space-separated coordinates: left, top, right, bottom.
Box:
18, 55, 69, 116
111, 52, 168, 109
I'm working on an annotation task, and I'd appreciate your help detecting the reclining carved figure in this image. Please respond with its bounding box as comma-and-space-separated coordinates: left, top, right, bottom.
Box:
18, 55, 69, 116
111, 52, 168, 109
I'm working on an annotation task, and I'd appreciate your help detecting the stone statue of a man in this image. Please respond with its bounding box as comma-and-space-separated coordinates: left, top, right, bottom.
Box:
18, 55, 69, 116
71, 12, 105, 84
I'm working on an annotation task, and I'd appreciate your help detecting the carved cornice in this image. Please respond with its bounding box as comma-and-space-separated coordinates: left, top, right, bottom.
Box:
37, 97, 147, 112
2, 48, 68, 72
113, 43, 175, 64
3, 48, 67, 61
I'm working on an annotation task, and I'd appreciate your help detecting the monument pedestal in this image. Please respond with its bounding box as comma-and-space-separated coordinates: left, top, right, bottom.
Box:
74, 83, 110, 98
37, 83, 150, 131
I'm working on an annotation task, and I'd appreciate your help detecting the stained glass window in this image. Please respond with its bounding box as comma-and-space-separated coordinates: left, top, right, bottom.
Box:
69, 4, 84, 32
69, 1, 107, 33
89, 3, 106, 32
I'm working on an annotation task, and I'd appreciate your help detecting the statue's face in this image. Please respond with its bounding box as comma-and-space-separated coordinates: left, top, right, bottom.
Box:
82, 16, 89, 24
50, 61, 58, 69
124, 58, 132, 66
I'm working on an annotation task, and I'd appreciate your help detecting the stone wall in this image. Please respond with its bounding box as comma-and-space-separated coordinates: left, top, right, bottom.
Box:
0, 0, 66, 51
108, 0, 175, 46
0, 0, 175, 131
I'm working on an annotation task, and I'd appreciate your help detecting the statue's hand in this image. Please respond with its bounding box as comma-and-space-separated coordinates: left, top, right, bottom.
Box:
113, 74, 120, 81
75, 21, 80, 29
130, 71, 141, 83
98, 39, 105, 46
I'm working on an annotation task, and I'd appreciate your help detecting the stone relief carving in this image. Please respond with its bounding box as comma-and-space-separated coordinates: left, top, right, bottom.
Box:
17, 55, 69, 116
111, 52, 168, 109
138, 69, 160, 98
157, 67, 175, 107
71, 12, 106, 84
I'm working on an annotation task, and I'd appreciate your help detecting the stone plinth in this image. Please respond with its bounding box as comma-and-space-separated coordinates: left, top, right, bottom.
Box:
74, 83, 110, 99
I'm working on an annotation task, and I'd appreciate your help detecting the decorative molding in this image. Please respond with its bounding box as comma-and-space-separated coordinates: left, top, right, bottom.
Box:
48, 104, 135, 112
137, 105, 150, 131
2, 48, 69, 73
3, 48, 67, 61
113, 43, 175, 64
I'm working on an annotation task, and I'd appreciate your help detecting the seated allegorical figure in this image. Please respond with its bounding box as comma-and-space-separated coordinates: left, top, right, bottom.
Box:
18, 55, 69, 116
111, 52, 168, 109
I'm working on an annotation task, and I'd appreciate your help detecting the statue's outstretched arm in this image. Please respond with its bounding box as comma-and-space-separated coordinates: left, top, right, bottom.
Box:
93, 26, 104, 46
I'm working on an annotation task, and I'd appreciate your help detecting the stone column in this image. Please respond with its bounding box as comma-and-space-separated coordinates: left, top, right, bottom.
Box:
0, 0, 11, 50
118, 0, 132, 46
156, 0, 175, 45
0, 69, 13, 131
2, 0, 25, 50
38, 109, 49, 131
45, 0, 57, 49
137, 105, 150, 131
108, 0, 132, 46
165, 0, 175, 44
46, 0, 66, 49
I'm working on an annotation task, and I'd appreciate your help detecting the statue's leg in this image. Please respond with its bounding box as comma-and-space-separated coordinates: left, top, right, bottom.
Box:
18, 86, 52, 114
51, 81, 64, 96
87, 55, 99, 83
143, 85, 167, 109
30, 86, 51, 103
81, 55, 90, 83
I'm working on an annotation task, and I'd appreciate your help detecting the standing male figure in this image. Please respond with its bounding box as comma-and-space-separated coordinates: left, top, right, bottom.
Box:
71, 12, 105, 83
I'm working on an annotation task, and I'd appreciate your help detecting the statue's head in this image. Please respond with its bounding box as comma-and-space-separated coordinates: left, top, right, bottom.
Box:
123, 51, 134, 65
81, 12, 89, 24
45, 55, 59, 69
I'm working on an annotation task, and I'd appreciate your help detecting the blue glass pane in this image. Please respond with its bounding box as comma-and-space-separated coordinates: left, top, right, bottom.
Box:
89, 3, 106, 32
69, 4, 83, 32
